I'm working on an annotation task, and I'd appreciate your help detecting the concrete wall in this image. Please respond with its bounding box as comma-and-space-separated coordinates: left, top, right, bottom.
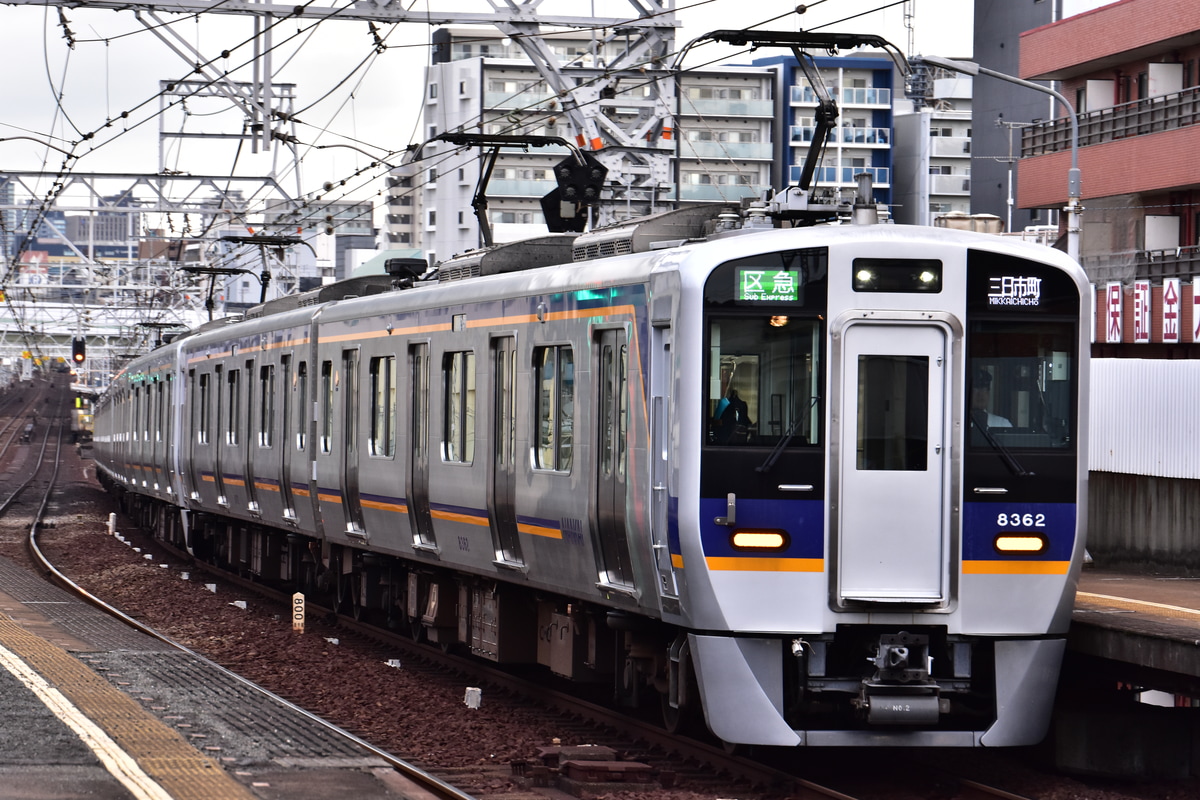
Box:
1088, 471, 1200, 572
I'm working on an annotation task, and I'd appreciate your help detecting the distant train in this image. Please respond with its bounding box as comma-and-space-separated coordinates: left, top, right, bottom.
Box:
70, 390, 95, 445
93, 202, 1089, 747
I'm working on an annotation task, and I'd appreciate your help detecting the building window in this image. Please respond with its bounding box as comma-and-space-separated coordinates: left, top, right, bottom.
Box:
429, 84, 437, 99
534, 345, 574, 471
459, 81, 467, 95
428, 210, 436, 226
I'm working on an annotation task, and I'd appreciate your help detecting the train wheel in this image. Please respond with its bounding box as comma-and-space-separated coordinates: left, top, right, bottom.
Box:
297, 560, 318, 597
660, 694, 693, 734
349, 576, 366, 621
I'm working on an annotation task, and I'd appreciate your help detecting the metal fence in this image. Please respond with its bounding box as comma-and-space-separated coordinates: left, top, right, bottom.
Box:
1022, 86, 1200, 157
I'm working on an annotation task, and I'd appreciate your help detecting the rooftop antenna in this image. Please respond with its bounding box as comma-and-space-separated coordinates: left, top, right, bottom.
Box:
905, 0, 916, 60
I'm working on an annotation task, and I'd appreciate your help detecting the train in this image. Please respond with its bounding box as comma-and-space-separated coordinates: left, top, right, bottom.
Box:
92, 200, 1089, 747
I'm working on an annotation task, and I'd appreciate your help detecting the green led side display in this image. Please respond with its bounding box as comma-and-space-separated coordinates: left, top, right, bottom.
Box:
736, 269, 801, 302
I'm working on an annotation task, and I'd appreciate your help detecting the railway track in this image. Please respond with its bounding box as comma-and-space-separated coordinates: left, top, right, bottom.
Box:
0, 380, 475, 800
65, 510, 1050, 800
5, 382, 1057, 800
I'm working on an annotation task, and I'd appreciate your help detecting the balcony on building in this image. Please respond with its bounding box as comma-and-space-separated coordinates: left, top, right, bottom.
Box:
1017, 0, 1200, 211
487, 179, 556, 197
679, 139, 773, 160
681, 97, 774, 118
930, 136, 971, 157
790, 125, 890, 146
790, 85, 891, 107
677, 183, 766, 202
484, 88, 556, 110
929, 173, 971, 195
788, 165, 890, 187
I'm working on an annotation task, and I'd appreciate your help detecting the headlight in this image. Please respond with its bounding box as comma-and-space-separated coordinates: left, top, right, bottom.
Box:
993, 534, 1046, 554
730, 530, 789, 551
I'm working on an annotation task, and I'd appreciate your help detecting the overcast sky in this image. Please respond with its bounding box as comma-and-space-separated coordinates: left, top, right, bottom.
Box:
0, 0, 1112, 211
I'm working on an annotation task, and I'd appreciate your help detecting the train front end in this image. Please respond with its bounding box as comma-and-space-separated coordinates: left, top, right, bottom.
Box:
670, 225, 1089, 747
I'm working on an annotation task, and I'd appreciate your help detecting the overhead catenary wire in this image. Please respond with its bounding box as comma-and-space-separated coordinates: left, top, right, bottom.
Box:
3, 0, 919, 356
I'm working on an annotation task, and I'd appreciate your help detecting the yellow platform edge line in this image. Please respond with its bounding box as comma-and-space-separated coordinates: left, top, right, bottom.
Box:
0, 617, 256, 800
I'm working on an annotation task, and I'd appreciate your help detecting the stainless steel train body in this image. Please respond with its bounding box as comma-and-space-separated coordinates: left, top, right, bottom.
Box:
92, 218, 1089, 747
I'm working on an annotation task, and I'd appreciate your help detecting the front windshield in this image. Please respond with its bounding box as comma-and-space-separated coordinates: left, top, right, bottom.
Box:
968, 320, 1075, 449
707, 316, 821, 447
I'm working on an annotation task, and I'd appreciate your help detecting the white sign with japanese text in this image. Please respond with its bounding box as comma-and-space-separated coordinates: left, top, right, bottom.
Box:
1106, 282, 1123, 343
1162, 278, 1181, 344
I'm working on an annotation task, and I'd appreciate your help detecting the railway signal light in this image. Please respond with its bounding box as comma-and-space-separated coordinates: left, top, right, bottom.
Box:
541, 151, 607, 233
71, 337, 86, 365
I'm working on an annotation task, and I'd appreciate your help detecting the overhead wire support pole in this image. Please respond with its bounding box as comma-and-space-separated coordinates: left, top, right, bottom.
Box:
916, 55, 1081, 263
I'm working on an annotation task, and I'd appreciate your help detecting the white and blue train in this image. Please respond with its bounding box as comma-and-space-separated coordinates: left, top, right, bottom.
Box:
93, 202, 1089, 747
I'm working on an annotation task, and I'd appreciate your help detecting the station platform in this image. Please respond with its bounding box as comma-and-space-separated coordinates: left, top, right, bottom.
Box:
1072, 567, 1200, 692
0, 556, 421, 800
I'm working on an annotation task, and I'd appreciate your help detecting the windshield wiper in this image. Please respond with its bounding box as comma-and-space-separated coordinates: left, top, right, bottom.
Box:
970, 409, 1033, 477
757, 396, 820, 474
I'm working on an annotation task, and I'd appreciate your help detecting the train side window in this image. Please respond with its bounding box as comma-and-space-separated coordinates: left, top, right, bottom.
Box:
296, 361, 307, 451
320, 360, 334, 453
155, 380, 164, 443
369, 355, 397, 457
443, 350, 476, 463
198, 372, 211, 445
226, 369, 240, 446
259, 364, 275, 448
968, 321, 1075, 449
533, 345, 574, 471
133, 385, 141, 443
165, 375, 173, 447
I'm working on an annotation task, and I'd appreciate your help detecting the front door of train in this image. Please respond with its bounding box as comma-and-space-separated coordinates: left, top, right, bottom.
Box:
837, 322, 948, 604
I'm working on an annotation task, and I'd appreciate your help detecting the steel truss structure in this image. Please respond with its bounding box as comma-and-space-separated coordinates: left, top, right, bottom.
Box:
1, 0, 677, 382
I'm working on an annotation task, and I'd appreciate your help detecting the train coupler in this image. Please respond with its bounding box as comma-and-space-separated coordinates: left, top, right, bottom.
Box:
853, 631, 948, 725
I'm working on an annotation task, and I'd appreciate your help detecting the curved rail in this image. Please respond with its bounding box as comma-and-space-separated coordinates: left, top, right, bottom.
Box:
24, 429, 475, 800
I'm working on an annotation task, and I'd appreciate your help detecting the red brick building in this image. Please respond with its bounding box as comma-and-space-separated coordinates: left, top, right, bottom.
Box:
1017, 0, 1200, 355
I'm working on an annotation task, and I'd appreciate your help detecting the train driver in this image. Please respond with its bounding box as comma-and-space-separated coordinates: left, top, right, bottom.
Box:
970, 368, 1011, 429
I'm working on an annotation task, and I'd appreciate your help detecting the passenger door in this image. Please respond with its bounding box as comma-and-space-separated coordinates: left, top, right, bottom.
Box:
342, 348, 366, 536
594, 328, 634, 589
407, 342, 436, 548
837, 322, 948, 604
488, 335, 522, 566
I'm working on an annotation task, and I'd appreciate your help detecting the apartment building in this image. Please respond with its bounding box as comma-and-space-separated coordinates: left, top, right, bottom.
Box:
754, 53, 896, 209
398, 28, 774, 263
893, 71, 974, 226
1018, 0, 1200, 354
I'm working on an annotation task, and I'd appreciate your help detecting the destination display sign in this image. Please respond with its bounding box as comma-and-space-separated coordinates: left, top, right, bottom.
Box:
737, 268, 801, 302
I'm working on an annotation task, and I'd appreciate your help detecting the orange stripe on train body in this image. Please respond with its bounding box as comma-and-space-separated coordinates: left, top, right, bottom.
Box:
705, 557, 825, 573
961, 560, 1070, 575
